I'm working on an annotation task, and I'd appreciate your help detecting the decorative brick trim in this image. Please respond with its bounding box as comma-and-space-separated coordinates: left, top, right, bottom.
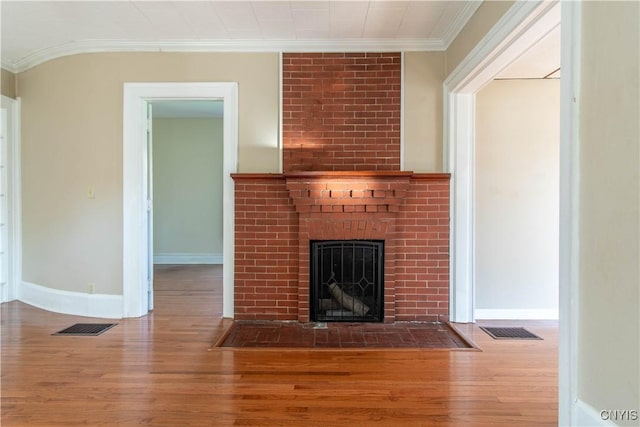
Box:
285, 171, 412, 215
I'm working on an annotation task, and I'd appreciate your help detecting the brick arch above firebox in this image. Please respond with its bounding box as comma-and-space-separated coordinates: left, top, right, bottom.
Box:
304, 218, 392, 242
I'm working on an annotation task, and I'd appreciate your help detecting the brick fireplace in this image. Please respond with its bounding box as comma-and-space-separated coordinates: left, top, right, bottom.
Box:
231, 52, 450, 323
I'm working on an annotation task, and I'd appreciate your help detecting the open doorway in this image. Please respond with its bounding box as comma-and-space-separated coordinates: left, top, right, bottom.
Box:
445, 2, 582, 422
149, 100, 224, 314
474, 27, 560, 320
122, 82, 238, 319
445, 1, 561, 323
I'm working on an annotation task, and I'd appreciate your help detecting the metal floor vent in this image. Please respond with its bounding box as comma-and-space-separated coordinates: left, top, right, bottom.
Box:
480, 326, 542, 340
54, 323, 117, 336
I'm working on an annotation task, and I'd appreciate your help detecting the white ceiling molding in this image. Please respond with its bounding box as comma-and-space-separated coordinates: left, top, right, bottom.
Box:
1, 38, 447, 74
1, 1, 483, 73
441, 1, 484, 48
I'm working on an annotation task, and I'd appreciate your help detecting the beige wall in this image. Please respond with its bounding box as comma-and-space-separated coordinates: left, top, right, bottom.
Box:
404, 51, 445, 172
152, 118, 223, 258
1, 68, 16, 98
18, 52, 279, 295
446, 1, 515, 75
578, 1, 639, 421
17, 50, 444, 296
475, 79, 559, 314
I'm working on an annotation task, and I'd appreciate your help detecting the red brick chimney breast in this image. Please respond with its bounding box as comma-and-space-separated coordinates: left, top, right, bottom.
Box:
282, 53, 401, 172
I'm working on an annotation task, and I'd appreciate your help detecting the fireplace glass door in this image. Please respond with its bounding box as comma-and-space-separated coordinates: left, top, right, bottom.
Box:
310, 240, 384, 322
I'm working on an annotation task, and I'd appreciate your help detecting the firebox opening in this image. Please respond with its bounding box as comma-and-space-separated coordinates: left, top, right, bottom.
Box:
310, 240, 384, 322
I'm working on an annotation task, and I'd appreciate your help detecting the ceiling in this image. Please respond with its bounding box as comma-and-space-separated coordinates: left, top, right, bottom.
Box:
1, 0, 483, 72
495, 25, 561, 80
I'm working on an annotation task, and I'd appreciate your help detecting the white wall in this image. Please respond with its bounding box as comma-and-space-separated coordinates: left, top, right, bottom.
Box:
576, 1, 639, 423
475, 79, 559, 319
152, 117, 223, 264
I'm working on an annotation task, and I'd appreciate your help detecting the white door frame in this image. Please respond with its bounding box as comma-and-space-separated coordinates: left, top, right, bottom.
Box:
123, 83, 238, 318
557, 2, 581, 424
0, 95, 22, 304
444, 0, 561, 323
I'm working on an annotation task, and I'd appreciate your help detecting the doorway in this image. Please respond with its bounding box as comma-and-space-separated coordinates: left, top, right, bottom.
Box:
122, 83, 238, 319
444, 1, 561, 323
149, 100, 224, 311
445, 1, 581, 421
474, 30, 561, 320
150, 100, 224, 265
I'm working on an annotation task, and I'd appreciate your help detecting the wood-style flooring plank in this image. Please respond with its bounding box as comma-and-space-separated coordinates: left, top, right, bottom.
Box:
1, 265, 558, 426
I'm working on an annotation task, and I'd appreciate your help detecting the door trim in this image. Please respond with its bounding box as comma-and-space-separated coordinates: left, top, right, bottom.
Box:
0, 95, 22, 303
123, 83, 238, 318
558, 2, 582, 424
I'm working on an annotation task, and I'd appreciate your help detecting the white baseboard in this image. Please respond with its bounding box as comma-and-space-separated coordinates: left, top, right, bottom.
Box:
19, 281, 122, 319
475, 308, 559, 320
153, 252, 223, 264
574, 399, 617, 426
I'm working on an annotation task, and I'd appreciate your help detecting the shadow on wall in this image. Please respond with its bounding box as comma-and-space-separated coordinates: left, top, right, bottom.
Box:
282, 145, 402, 172
239, 145, 281, 172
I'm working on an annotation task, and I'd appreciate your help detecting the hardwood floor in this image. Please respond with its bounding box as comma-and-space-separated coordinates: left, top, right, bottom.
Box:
1, 265, 558, 426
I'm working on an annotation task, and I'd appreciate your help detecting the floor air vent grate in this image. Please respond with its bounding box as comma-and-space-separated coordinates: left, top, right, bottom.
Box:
54, 323, 117, 336
480, 326, 542, 340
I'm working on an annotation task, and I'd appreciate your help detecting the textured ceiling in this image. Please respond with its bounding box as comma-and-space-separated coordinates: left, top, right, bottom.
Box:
1, 0, 482, 72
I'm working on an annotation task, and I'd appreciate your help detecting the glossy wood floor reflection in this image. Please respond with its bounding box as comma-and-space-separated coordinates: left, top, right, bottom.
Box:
1, 265, 558, 426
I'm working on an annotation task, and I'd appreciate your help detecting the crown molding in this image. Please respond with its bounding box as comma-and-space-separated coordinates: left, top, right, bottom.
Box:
442, 1, 484, 49
2, 38, 446, 73
1, 60, 19, 74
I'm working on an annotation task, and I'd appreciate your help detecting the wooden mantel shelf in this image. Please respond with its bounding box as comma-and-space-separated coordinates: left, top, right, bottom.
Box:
231, 171, 451, 180
283, 171, 415, 179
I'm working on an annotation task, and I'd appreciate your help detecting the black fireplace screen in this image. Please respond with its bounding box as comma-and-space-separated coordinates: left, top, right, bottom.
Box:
310, 240, 384, 322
